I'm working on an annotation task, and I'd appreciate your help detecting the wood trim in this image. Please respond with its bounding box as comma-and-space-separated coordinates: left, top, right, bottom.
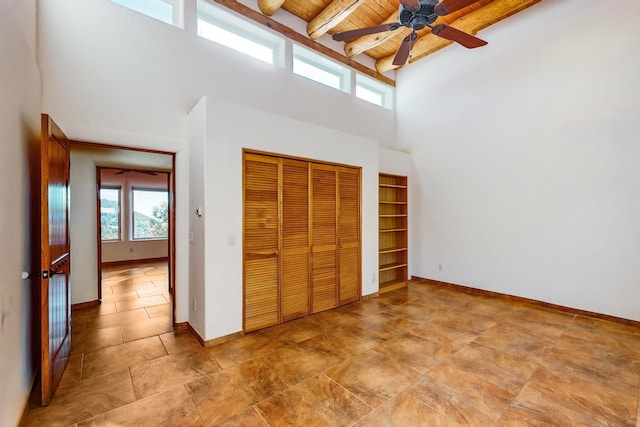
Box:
168, 164, 177, 325
186, 322, 245, 348
96, 167, 103, 302
362, 292, 379, 300
173, 321, 189, 331
71, 300, 100, 311
212, 0, 395, 87
69, 139, 175, 156
100, 257, 169, 268
412, 276, 640, 329
244, 149, 363, 171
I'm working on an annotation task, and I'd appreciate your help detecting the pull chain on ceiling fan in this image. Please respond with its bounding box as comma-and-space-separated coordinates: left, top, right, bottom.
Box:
332, 0, 487, 66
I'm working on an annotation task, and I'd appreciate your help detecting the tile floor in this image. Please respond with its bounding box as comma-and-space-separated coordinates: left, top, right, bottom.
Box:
22, 262, 640, 426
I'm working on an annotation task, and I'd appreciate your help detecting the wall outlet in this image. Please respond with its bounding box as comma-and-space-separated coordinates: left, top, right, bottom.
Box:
129, 247, 134, 253
371, 273, 376, 284
192, 298, 197, 312
438, 264, 443, 271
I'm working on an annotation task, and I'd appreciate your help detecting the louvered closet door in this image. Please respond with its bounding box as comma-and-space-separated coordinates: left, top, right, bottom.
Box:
243, 154, 280, 332
311, 164, 338, 313
338, 167, 361, 305
281, 159, 310, 322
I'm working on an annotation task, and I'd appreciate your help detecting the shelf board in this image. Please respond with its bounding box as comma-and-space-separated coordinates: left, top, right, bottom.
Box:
379, 262, 408, 272
379, 183, 408, 189
379, 214, 407, 218
379, 279, 407, 293
379, 247, 408, 254
379, 201, 407, 205
379, 228, 407, 233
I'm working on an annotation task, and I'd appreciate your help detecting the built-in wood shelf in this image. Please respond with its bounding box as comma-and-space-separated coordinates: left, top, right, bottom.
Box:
379, 247, 408, 254
379, 173, 408, 294
379, 262, 408, 272
379, 279, 407, 293
379, 183, 408, 189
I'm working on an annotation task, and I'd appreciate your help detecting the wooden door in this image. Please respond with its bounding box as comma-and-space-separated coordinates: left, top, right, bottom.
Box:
40, 114, 72, 405
280, 159, 310, 322
311, 164, 338, 313
243, 154, 280, 331
337, 167, 361, 305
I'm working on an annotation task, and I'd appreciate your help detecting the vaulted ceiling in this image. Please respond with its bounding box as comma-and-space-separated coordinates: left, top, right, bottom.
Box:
256, 0, 541, 74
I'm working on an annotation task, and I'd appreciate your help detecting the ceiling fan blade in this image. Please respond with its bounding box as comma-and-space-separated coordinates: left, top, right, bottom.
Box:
434, 0, 478, 15
115, 170, 126, 175
431, 24, 487, 48
392, 32, 417, 66
399, 0, 421, 12
332, 23, 401, 42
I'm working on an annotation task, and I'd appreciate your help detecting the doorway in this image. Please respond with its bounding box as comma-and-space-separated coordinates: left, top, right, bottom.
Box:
69, 142, 176, 327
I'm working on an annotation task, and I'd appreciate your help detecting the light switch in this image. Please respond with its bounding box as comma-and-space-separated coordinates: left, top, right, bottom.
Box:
189, 232, 194, 244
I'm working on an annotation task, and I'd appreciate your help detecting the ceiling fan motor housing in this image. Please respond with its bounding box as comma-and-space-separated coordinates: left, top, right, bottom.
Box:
399, 0, 439, 30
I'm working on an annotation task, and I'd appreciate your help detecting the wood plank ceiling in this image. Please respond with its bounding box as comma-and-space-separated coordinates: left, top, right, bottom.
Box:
255, 0, 542, 74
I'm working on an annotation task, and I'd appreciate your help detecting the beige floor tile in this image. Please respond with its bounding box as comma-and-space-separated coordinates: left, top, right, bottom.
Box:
71, 325, 122, 354
186, 358, 287, 425
84, 307, 149, 331
298, 327, 381, 359
76, 385, 202, 426
82, 336, 167, 379
356, 392, 462, 427
24, 264, 640, 427
160, 330, 204, 355
326, 351, 421, 408
115, 294, 168, 312
256, 374, 371, 426
447, 342, 539, 396
217, 407, 268, 427
145, 302, 172, 318
120, 315, 173, 342
407, 361, 514, 425
342, 312, 420, 342
209, 332, 288, 369
258, 342, 344, 386
512, 366, 637, 426
372, 333, 454, 374
130, 351, 221, 399
23, 370, 135, 427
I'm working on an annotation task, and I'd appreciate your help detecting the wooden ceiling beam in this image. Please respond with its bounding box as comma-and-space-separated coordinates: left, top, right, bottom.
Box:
307, 0, 366, 40
258, 0, 285, 16
344, 12, 410, 58
375, 0, 542, 72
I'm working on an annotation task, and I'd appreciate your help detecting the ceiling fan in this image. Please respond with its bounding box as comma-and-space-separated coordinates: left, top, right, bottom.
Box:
332, 0, 487, 66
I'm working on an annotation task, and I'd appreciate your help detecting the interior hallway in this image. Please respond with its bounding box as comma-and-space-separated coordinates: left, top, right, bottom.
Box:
22, 262, 640, 426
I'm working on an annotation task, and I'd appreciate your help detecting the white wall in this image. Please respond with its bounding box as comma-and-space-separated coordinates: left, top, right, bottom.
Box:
187, 98, 207, 337
193, 97, 380, 340
38, 0, 395, 327
69, 147, 173, 304
0, 0, 40, 424
396, 0, 640, 321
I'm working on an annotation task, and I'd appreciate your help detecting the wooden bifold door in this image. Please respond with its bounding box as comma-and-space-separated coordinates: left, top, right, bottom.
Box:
243, 152, 361, 332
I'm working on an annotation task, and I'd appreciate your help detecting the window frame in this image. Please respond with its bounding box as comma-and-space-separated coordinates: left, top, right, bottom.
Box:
110, 0, 184, 28
355, 73, 394, 109
197, 0, 285, 67
292, 44, 351, 93
100, 186, 122, 242
131, 187, 170, 241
